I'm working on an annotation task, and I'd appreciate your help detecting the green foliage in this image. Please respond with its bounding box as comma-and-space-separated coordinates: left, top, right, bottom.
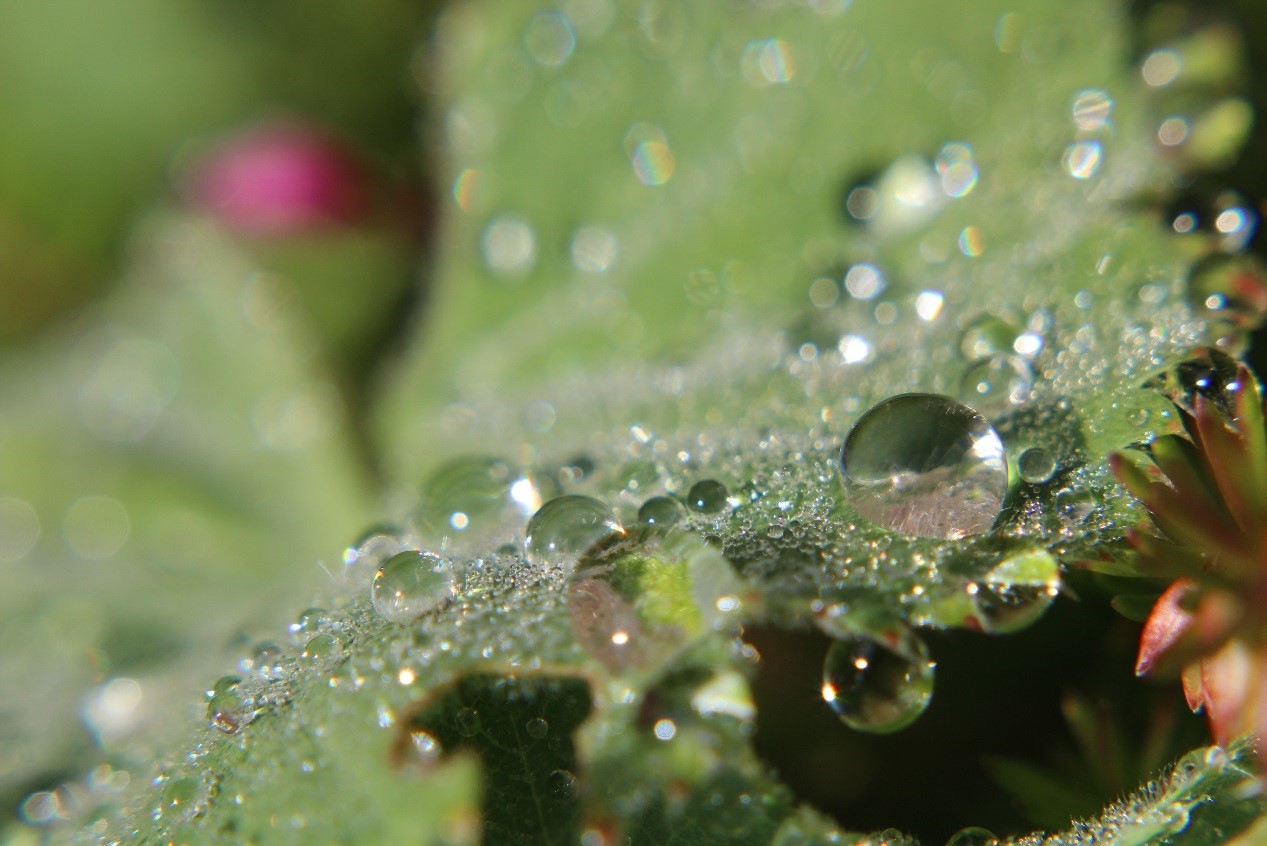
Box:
1, 0, 1264, 844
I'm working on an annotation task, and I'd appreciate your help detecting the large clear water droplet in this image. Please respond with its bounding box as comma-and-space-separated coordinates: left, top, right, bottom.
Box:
821, 621, 935, 733
839, 394, 1007, 539
524, 495, 624, 567
371, 551, 456, 623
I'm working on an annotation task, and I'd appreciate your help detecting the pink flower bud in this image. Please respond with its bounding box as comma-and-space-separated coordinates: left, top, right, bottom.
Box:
184, 121, 368, 236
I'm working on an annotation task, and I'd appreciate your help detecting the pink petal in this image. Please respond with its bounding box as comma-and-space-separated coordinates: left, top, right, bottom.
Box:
184, 121, 368, 236
1200, 639, 1254, 746
1136, 579, 1197, 676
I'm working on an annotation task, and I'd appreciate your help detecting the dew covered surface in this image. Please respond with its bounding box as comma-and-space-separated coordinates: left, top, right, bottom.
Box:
76, 0, 1267, 843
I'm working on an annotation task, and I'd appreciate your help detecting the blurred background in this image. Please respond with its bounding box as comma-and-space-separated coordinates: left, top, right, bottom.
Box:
1, 0, 1266, 841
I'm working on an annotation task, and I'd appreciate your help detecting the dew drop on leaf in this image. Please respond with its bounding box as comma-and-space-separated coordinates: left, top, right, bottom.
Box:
404, 729, 442, 772
525, 717, 549, 739
960, 356, 1033, 409
1017, 447, 1057, 484
421, 456, 536, 534
250, 642, 286, 680
291, 607, 326, 639
205, 674, 241, 700
567, 577, 644, 674
371, 551, 455, 623
546, 768, 578, 802
567, 526, 743, 675
839, 393, 1007, 539
300, 633, 344, 668
637, 495, 684, 527
158, 777, 200, 822
820, 621, 935, 734
207, 683, 253, 735
972, 549, 1061, 634
1186, 252, 1267, 351
524, 495, 624, 566
959, 315, 1020, 361
342, 526, 408, 584
686, 479, 730, 514
945, 826, 999, 846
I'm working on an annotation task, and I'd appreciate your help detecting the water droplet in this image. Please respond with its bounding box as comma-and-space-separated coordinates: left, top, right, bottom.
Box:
1142, 48, 1181, 87
567, 577, 644, 673
523, 10, 576, 66
1187, 253, 1267, 343
972, 549, 1061, 634
1071, 88, 1113, 131
404, 729, 443, 772
959, 315, 1019, 360
208, 683, 254, 735
301, 633, 344, 668
206, 674, 242, 700
1017, 448, 1057, 484
0, 496, 40, 564
546, 769, 578, 803
525, 717, 549, 739
946, 827, 999, 846
291, 607, 326, 639
821, 621, 935, 733
637, 496, 685, 527
251, 642, 286, 679
868, 155, 945, 235
1153, 349, 1243, 416
687, 479, 729, 514
843, 263, 886, 300
567, 526, 743, 674
455, 707, 482, 737
371, 551, 456, 623
839, 394, 1007, 540
626, 123, 675, 186
741, 38, 796, 86
934, 142, 978, 198
343, 526, 408, 583
421, 456, 535, 534
570, 225, 618, 272
524, 495, 624, 567
1063, 140, 1102, 180
481, 216, 537, 277
158, 777, 200, 822
961, 356, 1033, 407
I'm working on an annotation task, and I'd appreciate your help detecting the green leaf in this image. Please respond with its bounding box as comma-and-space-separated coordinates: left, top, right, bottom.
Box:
0, 219, 372, 809
46, 0, 1267, 843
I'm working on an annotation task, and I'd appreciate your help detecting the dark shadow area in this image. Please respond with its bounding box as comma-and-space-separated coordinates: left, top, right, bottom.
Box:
746, 594, 1208, 845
